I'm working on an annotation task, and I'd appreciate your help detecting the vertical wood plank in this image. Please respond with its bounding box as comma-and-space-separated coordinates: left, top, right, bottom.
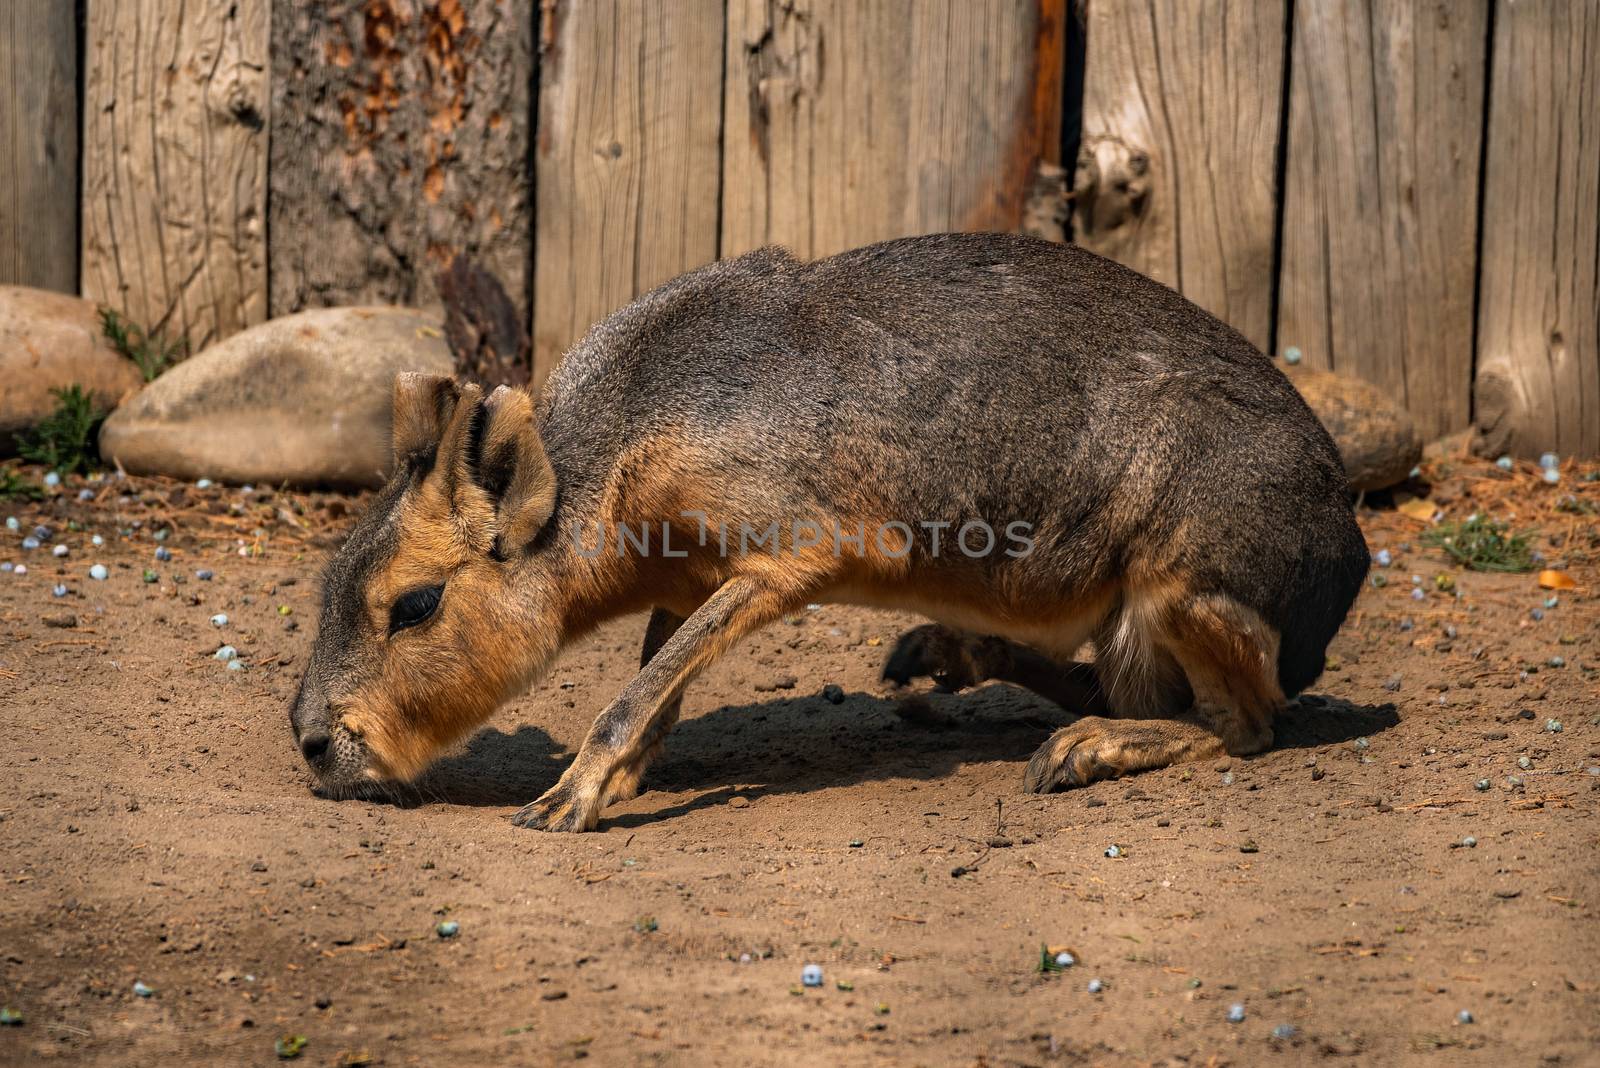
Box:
720, 0, 1066, 262
1277, 0, 1489, 441
80, 0, 269, 352
532, 1, 725, 388
1075, 0, 1286, 352
1475, 1, 1600, 458
0, 0, 79, 293
270, 0, 533, 317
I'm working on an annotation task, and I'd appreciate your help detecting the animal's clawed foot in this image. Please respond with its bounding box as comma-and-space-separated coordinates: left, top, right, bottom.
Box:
511, 781, 600, 833
882, 624, 1002, 692
1023, 715, 1228, 793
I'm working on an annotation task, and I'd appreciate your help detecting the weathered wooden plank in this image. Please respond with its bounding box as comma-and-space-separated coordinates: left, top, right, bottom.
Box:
532, 0, 724, 389
0, 1, 79, 293
81, 0, 269, 352
1277, 0, 1488, 441
1075, 0, 1285, 352
270, 0, 533, 318
720, 0, 1066, 261
1475, 1, 1600, 458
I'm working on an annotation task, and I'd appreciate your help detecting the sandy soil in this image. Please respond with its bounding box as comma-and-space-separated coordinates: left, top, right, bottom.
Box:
1, 456, 1597, 1067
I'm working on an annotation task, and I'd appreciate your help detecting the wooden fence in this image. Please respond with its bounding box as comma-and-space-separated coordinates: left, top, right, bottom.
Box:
2, 0, 1596, 456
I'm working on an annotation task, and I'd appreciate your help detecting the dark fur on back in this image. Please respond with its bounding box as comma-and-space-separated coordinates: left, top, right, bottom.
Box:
539, 233, 1367, 696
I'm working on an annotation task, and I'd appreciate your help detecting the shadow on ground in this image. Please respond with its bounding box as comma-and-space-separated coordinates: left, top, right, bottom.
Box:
410, 684, 1399, 816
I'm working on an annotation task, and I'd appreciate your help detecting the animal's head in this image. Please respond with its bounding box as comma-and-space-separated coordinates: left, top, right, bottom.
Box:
290, 373, 563, 794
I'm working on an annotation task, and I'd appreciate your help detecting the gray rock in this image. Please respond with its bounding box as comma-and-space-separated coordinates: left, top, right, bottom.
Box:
1285, 366, 1422, 492
0, 287, 143, 452
100, 307, 453, 487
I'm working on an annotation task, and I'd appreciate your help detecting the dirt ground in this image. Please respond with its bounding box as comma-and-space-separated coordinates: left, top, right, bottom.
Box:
1, 454, 1597, 1067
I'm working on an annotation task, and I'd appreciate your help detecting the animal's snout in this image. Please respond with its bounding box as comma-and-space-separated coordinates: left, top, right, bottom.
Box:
300, 731, 332, 769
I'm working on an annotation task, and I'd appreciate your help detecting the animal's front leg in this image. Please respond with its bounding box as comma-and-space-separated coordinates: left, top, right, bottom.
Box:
512, 579, 790, 832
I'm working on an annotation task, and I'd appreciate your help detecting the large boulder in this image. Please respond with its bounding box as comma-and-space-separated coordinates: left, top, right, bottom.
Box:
0, 287, 144, 453
1285, 366, 1422, 492
100, 307, 454, 487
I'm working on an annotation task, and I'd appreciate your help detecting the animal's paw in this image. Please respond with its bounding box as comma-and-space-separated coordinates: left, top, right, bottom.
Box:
511, 782, 600, 833
882, 624, 995, 692
1022, 717, 1128, 793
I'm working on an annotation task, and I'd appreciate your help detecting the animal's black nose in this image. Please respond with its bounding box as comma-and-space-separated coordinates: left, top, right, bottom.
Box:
300, 732, 332, 767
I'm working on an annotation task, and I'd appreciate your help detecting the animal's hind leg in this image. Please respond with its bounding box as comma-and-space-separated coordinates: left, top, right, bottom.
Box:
1024, 593, 1282, 792
882, 624, 1110, 715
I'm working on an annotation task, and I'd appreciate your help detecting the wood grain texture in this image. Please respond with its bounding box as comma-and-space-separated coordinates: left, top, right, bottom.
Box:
532, 0, 725, 389
720, 0, 1066, 261
1, 1, 79, 293
1075, 0, 1285, 351
1277, 0, 1488, 440
270, 0, 533, 316
81, 0, 269, 352
1474, 0, 1600, 457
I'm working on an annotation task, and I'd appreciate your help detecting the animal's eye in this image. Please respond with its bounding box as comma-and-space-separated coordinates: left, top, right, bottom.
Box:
388, 584, 444, 635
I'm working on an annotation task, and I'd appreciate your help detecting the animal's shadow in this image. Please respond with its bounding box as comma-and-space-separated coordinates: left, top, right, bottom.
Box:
409, 683, 1399, 818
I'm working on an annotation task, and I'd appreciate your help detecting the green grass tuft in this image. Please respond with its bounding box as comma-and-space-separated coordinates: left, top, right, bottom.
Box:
99, 307, 186, 381
1421, 514, 1536, 573
17, 385, 102, 475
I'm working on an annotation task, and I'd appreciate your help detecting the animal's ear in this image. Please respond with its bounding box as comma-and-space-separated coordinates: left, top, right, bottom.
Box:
428, 381, 556, 556
474, 385, 558, 555
391, 373, 462, 473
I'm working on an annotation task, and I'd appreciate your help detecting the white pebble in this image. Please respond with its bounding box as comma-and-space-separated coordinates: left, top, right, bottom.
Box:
1054, 951, 1075, 969
52, 544, 68, 557
21, 537, 39, 550
1374, 548, 1392, 567
213, 645, 238, 662
78, 488, 94, 501
1228, 1003, 1246, 1023
1461, 836, 1477, 848
210, 613, 229, 627
12, 564, 25, 576
226, 659, 246, 672
801, 964, 823, 987
1410, 588, 1426, 601
1283, 346, 1303, 365
196, 478, 213, 489
91, 534, 104, 547
1539, 452, 1559, 471
42, 471, 61, 487
1104, 845, 1121, 858
1495, 455, 1514, 471
4, 517, 17, 531
89, 564, 109, 581
1457, 1009, 1474, 1025
1542, 467, 1560, 484
1087, 978, 1105, 993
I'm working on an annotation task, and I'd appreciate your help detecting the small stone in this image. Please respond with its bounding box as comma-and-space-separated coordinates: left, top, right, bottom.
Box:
133, 980, 155, 998
196, 478, 213, 489
1517, 756, 1532, 770
88, 563, 108, 581
1227, 1003, 1246, 1024
1531, 607, 1545, 621
1544, 596, 1559, 609
435, 920, 460, 939
78, 488, 94, 501
801, 964, 823, 987
1283, 346, 1302, 365
1546, 719, 1563, 733
1054, 952, 1075, 969
214, 645, 239, 662
1103, 845, 1121, 858
754, 674, 798, 692
51, 543, 68, 557
1495, 455, 1514, 471
3, 517, 15, 531
1474, 779, 1491, 792
1399, 617, 1414, 631
1374, 548, 1392, 567
1542, 467, 1561, 485
142, 568, 158, 583
1272, 1024, 1298, 1040
91, 534, 103, 546
1548, 656, 1565, 668
1353, 737, 1369, 750
51, 584, 67, 598
1539, 452, 1559, 471
1239, 840, 1259, 854
227, 660, 246, 672
821, 683, 845, 705
727, 795, 750, 809
196, 568, 214, 581
1411, 588, 1426, 601
211, 613, 229, 627
1221, 772, 1234, 786
1457, 1009, 1474, 1025
0, 1007, 21, 1026
250, 859, 267, 872
849, 839, 864, 848
42, 471, 60, 488
31, 525, 49, 540
12, 564, 24, 576
1087, 978, 1105, 994
20, 537, 39, 550
1507, 775, 1524, 789
155, 546, 171, 562
1461, 836, 1477, 848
